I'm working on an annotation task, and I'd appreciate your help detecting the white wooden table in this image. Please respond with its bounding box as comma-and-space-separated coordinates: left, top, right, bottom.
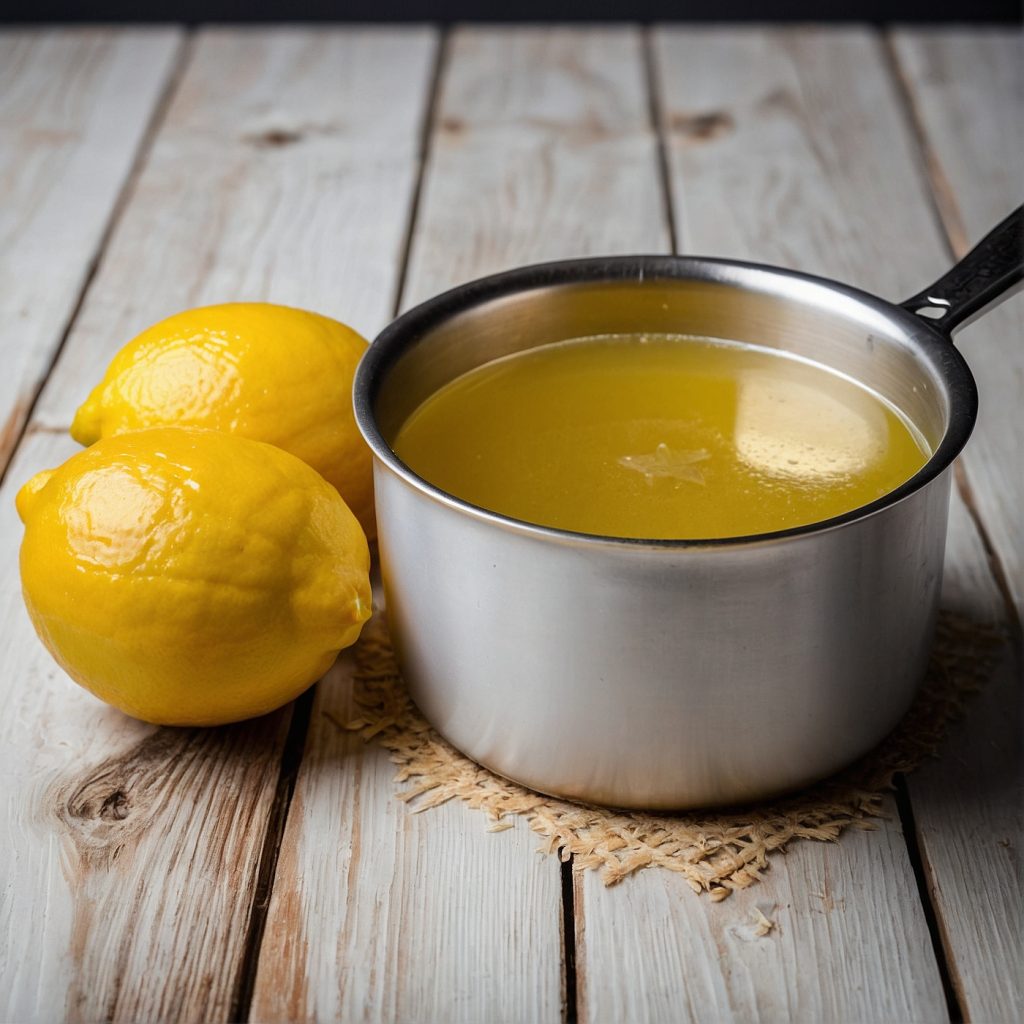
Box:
1, 24, 1021, 1023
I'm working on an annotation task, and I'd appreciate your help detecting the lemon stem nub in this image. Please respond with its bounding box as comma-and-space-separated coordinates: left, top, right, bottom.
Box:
70, 396, 102, 446
15, 470, 55, 523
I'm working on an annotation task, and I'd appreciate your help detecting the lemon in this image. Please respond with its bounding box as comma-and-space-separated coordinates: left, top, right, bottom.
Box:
17, 427, 371, 726
70, 302, 376, 538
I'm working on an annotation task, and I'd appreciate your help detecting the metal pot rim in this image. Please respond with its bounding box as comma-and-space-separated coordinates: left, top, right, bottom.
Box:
354, 254, 979, 550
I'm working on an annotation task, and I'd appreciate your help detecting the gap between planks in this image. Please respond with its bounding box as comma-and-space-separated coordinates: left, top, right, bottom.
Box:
893, 775, 965, 1023
560, 856, 579, 1024
642, 28, 679, 258
388, 31, 450, 321
230, 686, 317, 1022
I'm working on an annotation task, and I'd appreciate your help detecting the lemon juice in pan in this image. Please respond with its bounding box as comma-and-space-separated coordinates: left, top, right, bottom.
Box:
392, 334, 931, 540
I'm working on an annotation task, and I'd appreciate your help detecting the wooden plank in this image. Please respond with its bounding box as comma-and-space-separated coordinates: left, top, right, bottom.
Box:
0, 27, 435, 1023
889, 29, 1024, 1023
251, 26, 668, 1023
572, 26, 975, 1023
890, 28, 1024, 619
0, 28, 182, 472
401, 26, 670, 306
912, 496, 1023, 1024
577, 818, 945, 1023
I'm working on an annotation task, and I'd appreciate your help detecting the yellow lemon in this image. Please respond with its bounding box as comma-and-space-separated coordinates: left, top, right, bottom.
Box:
17, 427, 371, 726
70, 302, 376, 538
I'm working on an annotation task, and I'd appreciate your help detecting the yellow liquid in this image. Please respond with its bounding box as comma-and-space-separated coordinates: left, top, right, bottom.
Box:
392, 335, 931, 539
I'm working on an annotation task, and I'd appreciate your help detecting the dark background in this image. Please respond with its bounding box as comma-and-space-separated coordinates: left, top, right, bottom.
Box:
5, 0, 1021, 23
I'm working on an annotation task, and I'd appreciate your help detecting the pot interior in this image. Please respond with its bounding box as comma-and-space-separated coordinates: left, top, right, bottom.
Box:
370, 264, 973, 484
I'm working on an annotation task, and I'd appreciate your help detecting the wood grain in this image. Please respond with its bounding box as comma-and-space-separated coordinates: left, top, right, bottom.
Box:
251, 26, 667, 1023
891, 29, 1024, 1023
572, 26, 990, 1023
0, 28, 182, 473
0, 27, 435, 1023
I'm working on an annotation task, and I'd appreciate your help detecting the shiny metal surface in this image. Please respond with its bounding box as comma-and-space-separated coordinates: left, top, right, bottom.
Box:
901, 205, 1023, 333
354, 223, 1021, 810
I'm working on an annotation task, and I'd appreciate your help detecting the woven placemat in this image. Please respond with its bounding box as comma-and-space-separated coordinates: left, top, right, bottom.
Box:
335, 613, 1003, 900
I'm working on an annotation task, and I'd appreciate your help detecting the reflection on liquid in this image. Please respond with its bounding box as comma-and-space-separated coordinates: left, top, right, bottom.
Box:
735, 370, 889, 482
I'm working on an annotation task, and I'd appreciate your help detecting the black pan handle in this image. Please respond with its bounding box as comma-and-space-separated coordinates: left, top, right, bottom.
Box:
901, 205, 1023, 335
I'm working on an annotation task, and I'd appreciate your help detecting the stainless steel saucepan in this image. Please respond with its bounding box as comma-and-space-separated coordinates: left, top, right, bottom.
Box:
354, 207, 1022, 811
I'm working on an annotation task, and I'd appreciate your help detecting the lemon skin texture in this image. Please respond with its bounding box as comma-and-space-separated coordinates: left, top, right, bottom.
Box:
70, 302, 376, 538
17, 427, 371, 726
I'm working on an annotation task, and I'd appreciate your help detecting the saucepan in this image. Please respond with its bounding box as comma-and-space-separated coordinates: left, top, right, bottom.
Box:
354, 207, 1022, 811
